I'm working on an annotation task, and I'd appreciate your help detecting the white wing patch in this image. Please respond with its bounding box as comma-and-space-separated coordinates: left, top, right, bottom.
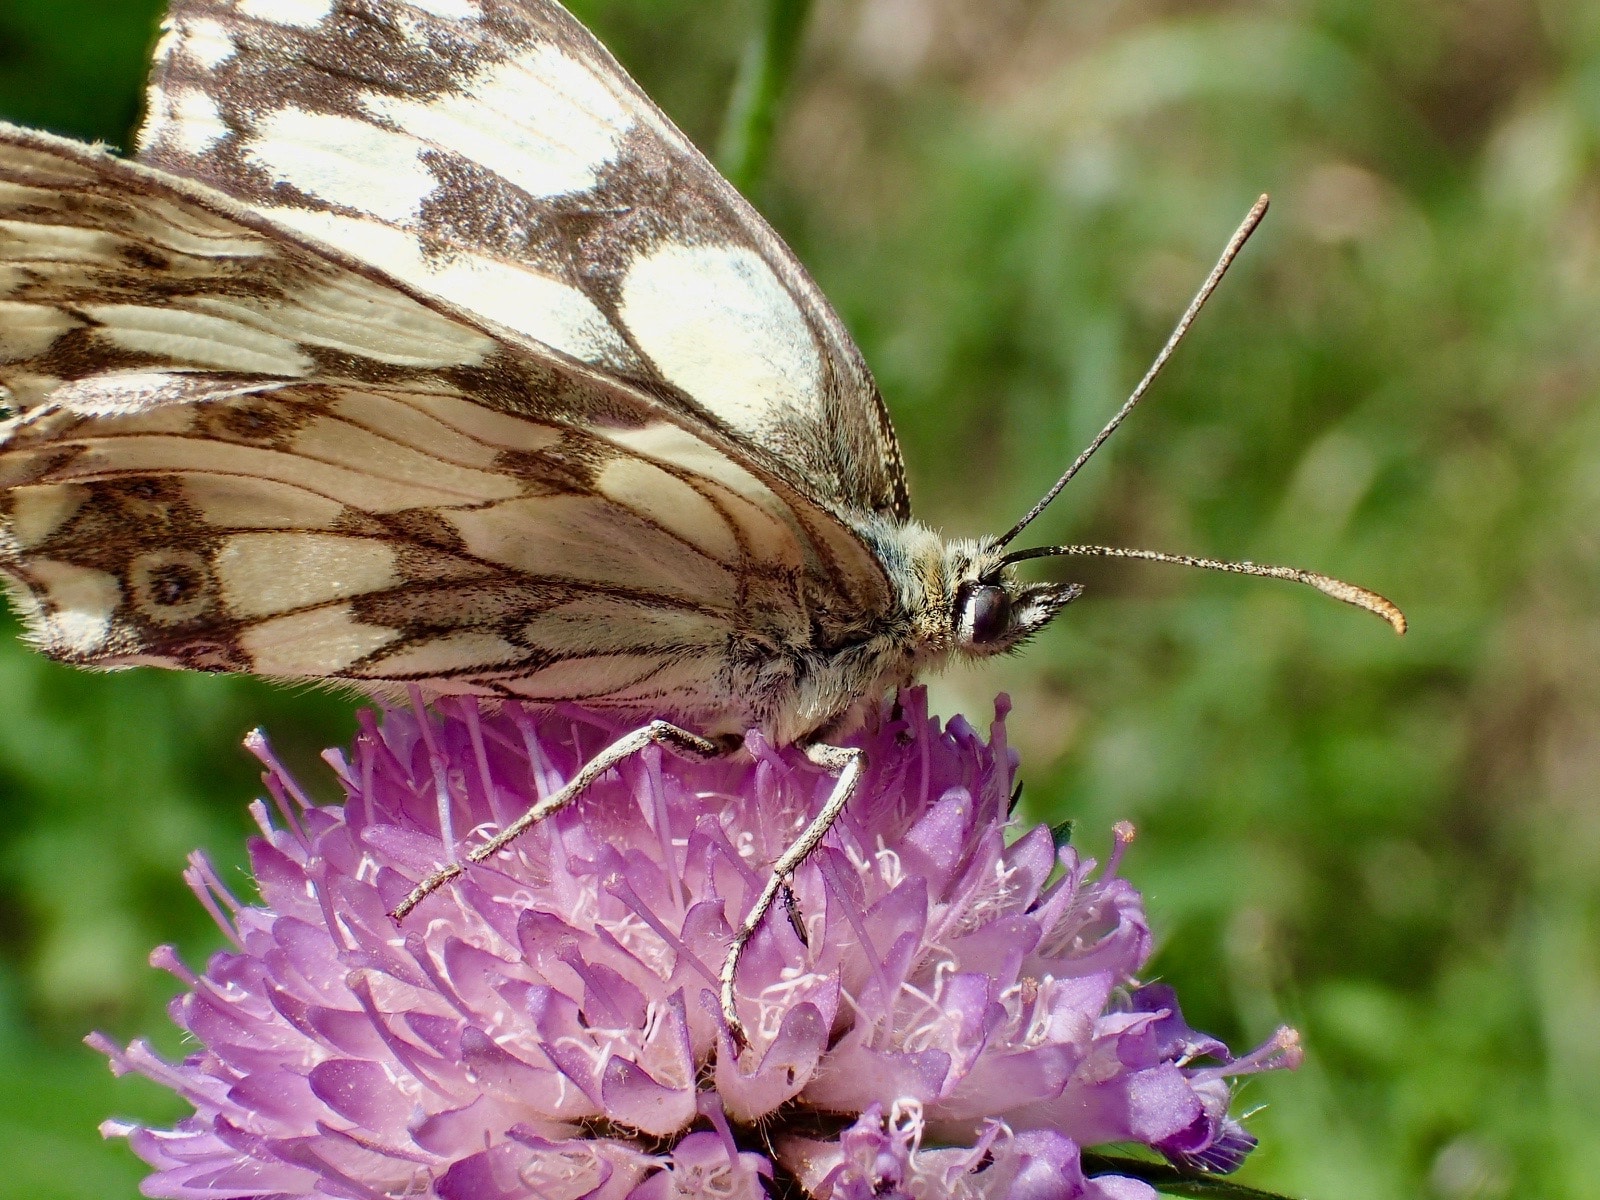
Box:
500, 653, 678, 703
404, 0, 483, 19
214, 533, 398, 619
411, 258, 630, 367
361, 46, 633, 201
234, 0, 333, 29
183, 474, 345, 530
177, 18, 238, 68
246, 108, 439, 222
620, 243, 826, 434
240, 606, 400, 675
0, 305, 78, 375
602, 422, 807, 572
446, 493, 734, 598
596, 456, 740, 565
5, 485, 85, 549
263, 281, 492, 371
145, 88, 230, 156
81, 304, 314, 375
374, 632, 524, 678
12, 560, 119, 654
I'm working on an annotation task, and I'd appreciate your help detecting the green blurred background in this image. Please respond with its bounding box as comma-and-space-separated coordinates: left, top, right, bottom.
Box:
1, 0, 1596, 1196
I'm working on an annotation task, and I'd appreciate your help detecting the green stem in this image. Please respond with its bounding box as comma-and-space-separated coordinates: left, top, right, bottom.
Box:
1080, 1154, 1307, 1200
717, 0, 816, 195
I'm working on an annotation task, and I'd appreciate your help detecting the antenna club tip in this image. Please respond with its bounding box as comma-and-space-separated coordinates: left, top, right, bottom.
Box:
1312, 574, 1405, 635
1356, 595, 1408, 640
1353, 586, 1406, 635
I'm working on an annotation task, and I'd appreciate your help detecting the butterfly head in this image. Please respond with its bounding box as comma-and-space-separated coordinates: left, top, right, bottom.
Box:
944, 540, 1082, 660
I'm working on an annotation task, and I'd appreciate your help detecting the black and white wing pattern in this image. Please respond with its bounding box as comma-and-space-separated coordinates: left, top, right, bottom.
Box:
0, 120, 892, 736
138, 0, 910, 522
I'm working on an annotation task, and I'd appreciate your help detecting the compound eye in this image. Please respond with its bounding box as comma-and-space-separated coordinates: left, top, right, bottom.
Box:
959, 583, 1012, 646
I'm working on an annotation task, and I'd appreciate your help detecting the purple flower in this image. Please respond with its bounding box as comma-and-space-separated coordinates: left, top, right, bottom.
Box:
92, 690, 1298, 1199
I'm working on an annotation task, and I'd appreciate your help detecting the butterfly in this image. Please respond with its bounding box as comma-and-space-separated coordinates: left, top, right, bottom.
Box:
0, 0, 1402, 1046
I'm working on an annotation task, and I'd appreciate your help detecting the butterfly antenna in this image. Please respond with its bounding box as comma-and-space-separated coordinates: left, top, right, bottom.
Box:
1001, 543, 1407, 634
995, 194, 1271, 550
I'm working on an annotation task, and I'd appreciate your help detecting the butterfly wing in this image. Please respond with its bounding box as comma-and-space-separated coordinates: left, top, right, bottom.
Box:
139, 0, 910, 523
0, 123, 891, 730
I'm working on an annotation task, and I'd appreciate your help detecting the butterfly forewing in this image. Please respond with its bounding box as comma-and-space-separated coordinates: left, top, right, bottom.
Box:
139, 0, 909, 522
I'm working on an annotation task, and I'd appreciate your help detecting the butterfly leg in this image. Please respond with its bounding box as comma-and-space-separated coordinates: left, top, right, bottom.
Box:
720, 741, 865, 1048
390, 720, 723, 921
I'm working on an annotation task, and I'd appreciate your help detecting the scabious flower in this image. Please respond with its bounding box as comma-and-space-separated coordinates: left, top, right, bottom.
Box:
92, 690, 1300, 1199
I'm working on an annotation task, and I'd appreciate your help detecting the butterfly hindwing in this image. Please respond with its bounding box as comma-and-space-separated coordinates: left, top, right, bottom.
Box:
140, 0, 910, 522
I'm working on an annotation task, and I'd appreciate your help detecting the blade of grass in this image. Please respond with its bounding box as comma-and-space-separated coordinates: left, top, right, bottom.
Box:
717, 0, 815, 194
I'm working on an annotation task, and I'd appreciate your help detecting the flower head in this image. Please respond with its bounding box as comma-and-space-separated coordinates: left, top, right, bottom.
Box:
93, 691, 1298, 1199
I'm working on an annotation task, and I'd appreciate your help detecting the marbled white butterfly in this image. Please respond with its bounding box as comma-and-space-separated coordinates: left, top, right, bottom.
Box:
0, 0, 1402, 1043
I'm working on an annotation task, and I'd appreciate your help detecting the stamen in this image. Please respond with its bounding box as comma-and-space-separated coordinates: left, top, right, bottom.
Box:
408, 687, 460, 858
182, 852, 243, 947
